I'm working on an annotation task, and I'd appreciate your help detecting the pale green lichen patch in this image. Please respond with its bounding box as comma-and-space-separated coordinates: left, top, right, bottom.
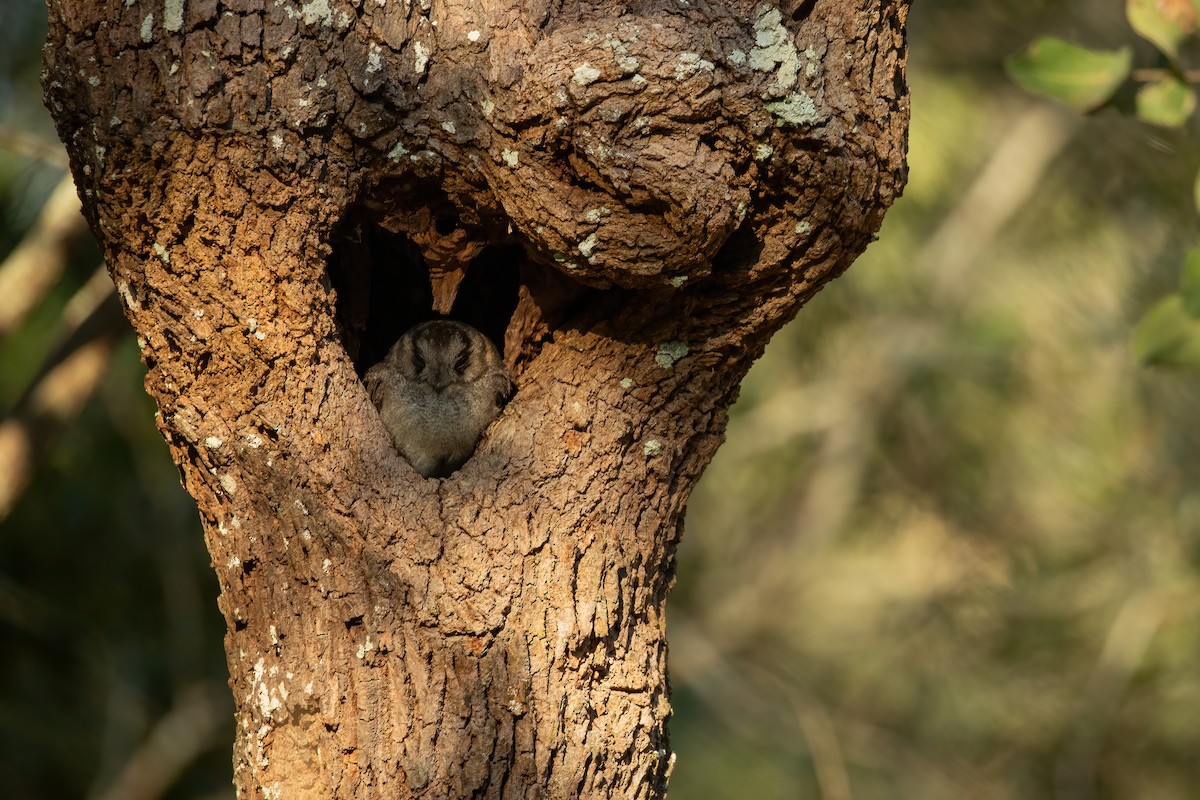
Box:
604, 35, 640, 73
749, 5, 800, 95
620, 377, 634, 390
414, 41, 430, 74
365, 43, 384, 75
669, 276, 688, 288
655, 340, 689, 369
765, 92, 819, 126
578, 232, 599, 258
163, 0, 184, 32
140, 13, 154, 42
153, 242, 170, 263
675, 52, 715, 80
754, 143, 774, 161
804, 44, 821, 79
585, 206, 611, 224
795, 220, 812, 234
286, 0, 348, 27
300, 0, 332, 25
356, 636, 374, 659
501, 149, 519, 167
553, 254, 581, 270
441, 120, 456, 134
644, 439, 662, 457
573, 63, 602, 86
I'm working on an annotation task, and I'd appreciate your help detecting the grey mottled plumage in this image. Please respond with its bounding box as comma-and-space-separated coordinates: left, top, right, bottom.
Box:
365, 320, 512, 478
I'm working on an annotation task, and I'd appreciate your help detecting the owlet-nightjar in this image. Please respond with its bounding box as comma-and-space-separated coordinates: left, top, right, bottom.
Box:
365, 320, 513, 478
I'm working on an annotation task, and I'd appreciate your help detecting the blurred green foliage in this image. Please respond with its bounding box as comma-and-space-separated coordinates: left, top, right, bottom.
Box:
1006, 38, 1133, 112
673, 1, 1200, 797
0, 4, 232, 799
1005, 0, 1200, 368
3, 1, 1200, 799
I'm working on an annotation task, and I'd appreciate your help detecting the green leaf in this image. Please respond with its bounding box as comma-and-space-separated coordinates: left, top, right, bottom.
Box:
1133, 294, 1200, 366
1180, 248, 1200, 316
1128, 0, 1197, 60
1005, 38, 1132, 112
1135, 75, 1197, 126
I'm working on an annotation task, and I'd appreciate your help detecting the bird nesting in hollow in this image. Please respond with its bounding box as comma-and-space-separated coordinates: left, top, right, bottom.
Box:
365, 320, 513, 478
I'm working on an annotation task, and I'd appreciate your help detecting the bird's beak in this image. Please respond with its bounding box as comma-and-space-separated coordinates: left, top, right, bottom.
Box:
429, 368, 452, 392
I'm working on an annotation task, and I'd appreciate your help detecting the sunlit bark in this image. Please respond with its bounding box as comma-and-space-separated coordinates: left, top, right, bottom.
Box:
43, 0, 908, 796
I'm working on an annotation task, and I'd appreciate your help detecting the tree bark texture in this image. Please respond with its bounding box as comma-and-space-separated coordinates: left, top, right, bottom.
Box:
43, 1, 909, 798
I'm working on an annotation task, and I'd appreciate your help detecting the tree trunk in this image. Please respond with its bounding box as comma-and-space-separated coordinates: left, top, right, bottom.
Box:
42, 0, 909, 797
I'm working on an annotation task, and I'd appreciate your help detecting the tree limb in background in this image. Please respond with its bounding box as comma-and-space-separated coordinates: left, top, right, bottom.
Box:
90, 682, 231, 800
685, 102, 1084, 656
0, 173, 90, 340
923, 103, 1081, 300
0, 125, 71, 168
0, 266, 122, 520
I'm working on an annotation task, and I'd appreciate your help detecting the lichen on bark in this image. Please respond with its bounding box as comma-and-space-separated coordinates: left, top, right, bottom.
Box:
43, 0, 909, 797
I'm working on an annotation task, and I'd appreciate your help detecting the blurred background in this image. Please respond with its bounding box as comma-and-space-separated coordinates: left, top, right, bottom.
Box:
4, 1, 1200, 798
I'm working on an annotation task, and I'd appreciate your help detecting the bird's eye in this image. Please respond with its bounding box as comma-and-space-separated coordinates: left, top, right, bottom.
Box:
413, 353, 426, 372
454, 351, 470, 374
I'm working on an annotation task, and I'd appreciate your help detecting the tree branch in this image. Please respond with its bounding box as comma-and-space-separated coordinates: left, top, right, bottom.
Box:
0, 174, 90, 340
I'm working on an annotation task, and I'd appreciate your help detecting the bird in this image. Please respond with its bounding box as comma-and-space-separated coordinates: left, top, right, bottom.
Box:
364, 320, 513, 478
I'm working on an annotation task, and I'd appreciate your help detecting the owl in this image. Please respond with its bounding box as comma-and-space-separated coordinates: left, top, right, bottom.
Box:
364, 320, 513, 478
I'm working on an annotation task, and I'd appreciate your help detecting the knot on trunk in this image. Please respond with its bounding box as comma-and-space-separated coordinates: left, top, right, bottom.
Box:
487, 16, 763, 288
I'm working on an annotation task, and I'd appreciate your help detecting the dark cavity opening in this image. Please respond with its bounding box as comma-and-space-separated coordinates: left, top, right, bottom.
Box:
710, 222, 763, 276
326, 219, 522, 375
789, 0, 817, 22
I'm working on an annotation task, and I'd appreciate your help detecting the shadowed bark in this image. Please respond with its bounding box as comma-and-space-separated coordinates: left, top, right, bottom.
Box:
42, 0, 909, 797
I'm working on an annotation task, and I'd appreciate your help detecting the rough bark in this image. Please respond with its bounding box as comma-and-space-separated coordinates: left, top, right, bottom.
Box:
42, 1, 909, 798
